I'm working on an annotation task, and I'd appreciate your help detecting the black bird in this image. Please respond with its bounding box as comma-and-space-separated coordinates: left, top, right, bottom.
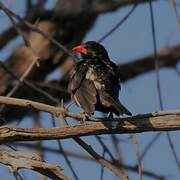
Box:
68, 41, 131, 117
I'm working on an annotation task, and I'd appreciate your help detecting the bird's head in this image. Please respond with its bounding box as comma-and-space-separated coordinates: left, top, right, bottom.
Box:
72, 41, 109, 59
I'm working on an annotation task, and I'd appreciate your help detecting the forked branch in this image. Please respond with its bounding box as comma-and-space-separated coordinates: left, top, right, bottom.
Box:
0, 148, 69, 180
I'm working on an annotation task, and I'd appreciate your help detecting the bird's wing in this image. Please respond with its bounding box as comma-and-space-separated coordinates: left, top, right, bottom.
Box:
95, 68, 130, 116
67, 61, 86, 93
108, 61, 121, 90
99, 91, 131, 116
74, 79, 97, 113
68, 61, 97, 114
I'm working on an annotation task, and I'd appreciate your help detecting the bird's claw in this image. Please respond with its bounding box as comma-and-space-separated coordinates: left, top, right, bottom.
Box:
79, 111, 94, 124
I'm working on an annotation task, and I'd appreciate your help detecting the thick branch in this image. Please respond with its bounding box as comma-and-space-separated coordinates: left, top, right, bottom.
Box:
0, 96, 174, 179
0, 148, 69, 180
0, 95, 179, 144
118, 45, 180, 82
0, 115, 179, 143
11, 142, 165, 179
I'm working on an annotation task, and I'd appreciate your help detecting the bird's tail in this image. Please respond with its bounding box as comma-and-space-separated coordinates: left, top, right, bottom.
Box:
100, 92, 132, 116
114, 100, 132, 116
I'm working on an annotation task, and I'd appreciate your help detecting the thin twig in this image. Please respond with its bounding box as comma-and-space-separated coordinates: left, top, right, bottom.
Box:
98, 4, 137, 43
74, 137, 128, 179
0, 95, 180, 123
96, 135, 129, 179
0, 96, 86, 121
0, 2, 40, 66
171, 0, 180, 30
54, 106, 128, 179
166, 132, 180, 173
0, 1, 78, 61
111, 135, 123, 163
149, 0, 163, 110
13, 171, 24, 180
129, 135, 142, 180
0, 57, 39, 113
96, 136, 115, 161
0, 61, 59, 104
1, 95, 180, 122
100, 150, 106, 180
10, 142, 165, 179
149, 0, 180, 173
51, 115, 79, 180
33, 114, 47, 180
140, 132, 161, 161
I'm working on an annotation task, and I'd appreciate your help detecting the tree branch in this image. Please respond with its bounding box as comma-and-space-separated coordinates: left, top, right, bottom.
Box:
0, 96, 173, 179
0, 115, 179, 144
11, 143, 164, 179
0, 148, 69, 180
1, 95, 180, 122
12, 142, 94, 161
118, 45, 180, 82
0, 96, 85, 121
92, 0, 157, 14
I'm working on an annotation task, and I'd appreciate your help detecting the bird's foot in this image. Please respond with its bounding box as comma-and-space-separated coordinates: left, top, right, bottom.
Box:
79, 111, 88, 124
79, 111, 94, 124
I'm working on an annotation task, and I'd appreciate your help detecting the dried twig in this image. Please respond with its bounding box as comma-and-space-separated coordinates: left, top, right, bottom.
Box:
0, 1, 77, 61
0, 96, 85, 120
74, 137, 129, 179
10, 142, 164, 179
1, 96, 180, 121
51, 115, 79, 180
58, 103, 128, 179
98, 4, 137, 43
171, 0, 180, 29
0, 148, 69, 180
166, 132, 180, 172
149, 0, 180, 173
0, 114, 180, 143
111, 135, 123, 163
0, 61, 59, 104
12, 142, 93, 161
140, 132, 162, 161
129, 135, 142, 180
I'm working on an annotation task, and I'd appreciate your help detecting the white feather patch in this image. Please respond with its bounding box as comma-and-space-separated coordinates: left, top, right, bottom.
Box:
74, 95, 81, 107
86, 68, 95, 80
94, 81, 102, 90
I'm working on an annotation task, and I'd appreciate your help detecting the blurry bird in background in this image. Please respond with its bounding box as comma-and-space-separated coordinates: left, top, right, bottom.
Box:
68, 41, 131, 118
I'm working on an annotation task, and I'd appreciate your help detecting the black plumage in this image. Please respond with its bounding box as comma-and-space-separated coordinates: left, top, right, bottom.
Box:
68, 41, 131, 116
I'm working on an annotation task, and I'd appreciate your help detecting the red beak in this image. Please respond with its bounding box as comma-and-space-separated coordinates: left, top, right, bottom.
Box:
72, 45, 87, 54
